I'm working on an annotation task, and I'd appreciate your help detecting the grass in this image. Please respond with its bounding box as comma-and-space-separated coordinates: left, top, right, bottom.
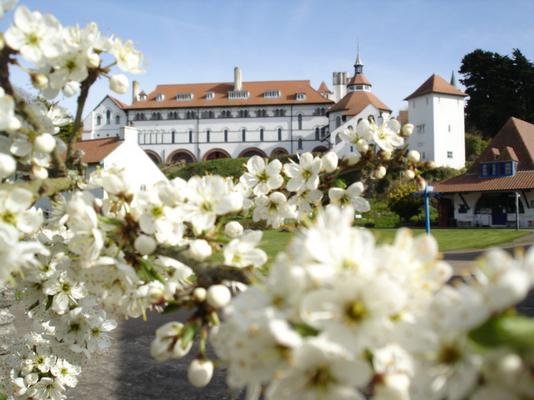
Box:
258, 228, 532, 261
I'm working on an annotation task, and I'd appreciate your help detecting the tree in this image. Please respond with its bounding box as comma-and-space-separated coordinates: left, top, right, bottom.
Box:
460, 48, 534, 137
465, 132, 490, 162
387, 181, 423, 223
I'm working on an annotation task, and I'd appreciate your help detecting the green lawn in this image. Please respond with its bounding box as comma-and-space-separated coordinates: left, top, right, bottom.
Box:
259, 228, 532, 262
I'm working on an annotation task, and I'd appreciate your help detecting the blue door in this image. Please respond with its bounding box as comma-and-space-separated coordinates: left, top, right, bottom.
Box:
491, 205, 507, 225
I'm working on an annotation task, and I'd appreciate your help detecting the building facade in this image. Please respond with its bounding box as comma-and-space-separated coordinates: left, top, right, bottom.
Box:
82, 51, 467, 168
434, 117, 534, 228
83, 67, 333, 164
404, 74, 467, 169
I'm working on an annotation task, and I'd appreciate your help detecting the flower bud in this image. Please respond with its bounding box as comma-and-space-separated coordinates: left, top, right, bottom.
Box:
63, 81, 80, 97
135, 234, 157, 255
31, 73, 48, 90
31, 165, 48, 180
193, 287, 207, 302
403, 169, 415, 180
224, 221, 243, 238
34, 133, 56, 153
207, 284, 231, 309
343, 153, 361, 166
426, 160, 437, 170
379, 150, 392, 160
87, 52, 101, 68
374, 165, 387, 179
0, 153, 16, 179
188, 359, 214, 388
109, 74, 129, 94
321, 152, 338, 173
189, 239, 212, 261
356, 139, 369, 153
401, 124, 414, 137
407, 150, 420, 163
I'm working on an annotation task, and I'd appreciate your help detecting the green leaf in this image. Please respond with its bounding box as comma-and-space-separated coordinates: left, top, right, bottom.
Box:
97, 215, 124, 226
469, 313, 534, 350
180, 323, 197, 350
45, 295, 53, 311
333, 178, 347, 189
290, 322, 320, 337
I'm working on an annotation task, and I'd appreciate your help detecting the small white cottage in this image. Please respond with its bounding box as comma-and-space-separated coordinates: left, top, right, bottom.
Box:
435, 117, 534, 227
76, 125, 167, 190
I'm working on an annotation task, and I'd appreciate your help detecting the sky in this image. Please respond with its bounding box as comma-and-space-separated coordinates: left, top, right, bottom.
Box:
5, 0, 534, 116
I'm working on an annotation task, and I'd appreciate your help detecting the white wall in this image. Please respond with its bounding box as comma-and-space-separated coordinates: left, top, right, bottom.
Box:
406, 95, 435, 163
128, 104, 330, 162
103, 127, 167, 190
406, 94, 465, 169
432, 95, 466, 169
82, 97, 127, 140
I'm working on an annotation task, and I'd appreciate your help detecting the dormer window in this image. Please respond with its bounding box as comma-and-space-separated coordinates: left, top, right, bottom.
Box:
155, 94, 165, 101
228, 90, 250, 100
296, 93, 306, 101
139, 93, 147, 101
206, 91, 215, 100
480, 161, 517, 178
176, 92, 194, 101
264, 90, 281, 98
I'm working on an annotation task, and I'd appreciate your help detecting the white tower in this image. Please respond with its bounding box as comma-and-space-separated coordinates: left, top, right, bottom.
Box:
404, 73, 467, 169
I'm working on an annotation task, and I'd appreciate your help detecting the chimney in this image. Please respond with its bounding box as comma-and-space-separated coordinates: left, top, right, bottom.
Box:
119, 126, 139, 145
132, 80, 140, 103
234, 66, 242, 91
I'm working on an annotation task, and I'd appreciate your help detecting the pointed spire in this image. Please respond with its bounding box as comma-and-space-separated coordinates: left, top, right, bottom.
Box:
450, 70, 457, 87
355, 40, 363, 67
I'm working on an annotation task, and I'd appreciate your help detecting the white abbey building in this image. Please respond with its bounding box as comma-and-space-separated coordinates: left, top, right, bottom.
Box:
83, 50, 467, 169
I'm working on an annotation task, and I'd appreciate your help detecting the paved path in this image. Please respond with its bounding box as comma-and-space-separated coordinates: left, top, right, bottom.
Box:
10, 238, 534, 399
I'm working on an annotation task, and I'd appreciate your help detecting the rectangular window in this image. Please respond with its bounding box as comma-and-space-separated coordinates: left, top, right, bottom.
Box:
504, 163, 512, 176
447, 151, 453, 159
481, 164, 489, 177
189, 130, 193, 143
417, 124, 425, 134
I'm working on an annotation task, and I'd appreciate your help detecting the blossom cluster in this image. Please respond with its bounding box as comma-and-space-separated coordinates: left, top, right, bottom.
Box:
1, 2, 533, 400
213, 206, 534, 400
0, 3, 143, 181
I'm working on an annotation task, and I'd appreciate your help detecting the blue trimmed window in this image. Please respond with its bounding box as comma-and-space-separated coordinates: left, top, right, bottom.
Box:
480, 161, 517, 177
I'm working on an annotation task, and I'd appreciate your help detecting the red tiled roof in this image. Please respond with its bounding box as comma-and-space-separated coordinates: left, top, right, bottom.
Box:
75, 138, 121, 163
469, 117, 534, 172
327, 90, 391, 116
404, 74, 467, 101
435, 117, 534, 193
318, 81, 331, 93
348, 74, 371, 86
109, 96, 128, 109
128, 80, 333, 109
434, 171, 534, 193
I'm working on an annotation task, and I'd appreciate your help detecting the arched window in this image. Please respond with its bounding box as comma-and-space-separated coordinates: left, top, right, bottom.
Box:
96, 115, 101, 125
242, 128, 246, 142
315, 127, 320, 140
298, 114, 303, 130
259, 128, 264, 141
336, 116, 341, 128
298, 138, 303, 150
224, 129, 228, 142
189, 129, 193, 143
277, 128, 282, 141
115, 115, 120, 124
206, 129, 211, 143
106, 110, 111, 125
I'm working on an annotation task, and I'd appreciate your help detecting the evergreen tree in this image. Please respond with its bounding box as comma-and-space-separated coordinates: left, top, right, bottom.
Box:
460, 49, 534, 137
